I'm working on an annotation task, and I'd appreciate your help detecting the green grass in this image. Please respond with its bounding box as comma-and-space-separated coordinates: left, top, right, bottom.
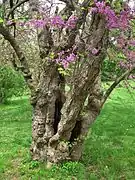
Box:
0, 87, 135, 180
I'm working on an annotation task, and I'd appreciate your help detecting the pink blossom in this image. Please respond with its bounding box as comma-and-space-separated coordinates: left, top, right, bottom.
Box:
62, 60, 69, 68
126, 51, 135, 60
55, 51, 76, 68
117, 37, 126, 48
91, 48, 99, 55
7, 20, 14, 25
129, 40, 135, 46
66, 53, 76, 62
18, 22, 25, 26
91, 1, 131, 30
65, 16, 78, 29
50, 16, 65, 28
95, 1, 106, 14
129, 75, 135, 79
118, 10, 129, 29
26, 19, 46, 28
91, 7, 98, 13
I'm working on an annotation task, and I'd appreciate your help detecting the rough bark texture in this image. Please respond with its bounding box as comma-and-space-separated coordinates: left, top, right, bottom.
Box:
30, 60, 104, 163
30, 12, 108, 163
30, 62, 65, 161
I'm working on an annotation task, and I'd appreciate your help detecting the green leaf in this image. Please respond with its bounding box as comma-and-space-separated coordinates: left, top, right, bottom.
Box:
49, 52, 55, 59
0, 18, 3, 23
58, 67, 70, 76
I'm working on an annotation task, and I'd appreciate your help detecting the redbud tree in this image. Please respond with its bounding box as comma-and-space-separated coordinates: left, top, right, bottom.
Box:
0, 0, 135, 164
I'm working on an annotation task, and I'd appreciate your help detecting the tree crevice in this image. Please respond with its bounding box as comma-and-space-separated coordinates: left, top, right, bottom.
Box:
69, 120, 82, 143
53, 98, 63, 134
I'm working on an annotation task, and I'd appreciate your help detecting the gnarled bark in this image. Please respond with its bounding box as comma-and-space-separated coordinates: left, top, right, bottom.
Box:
30, 62, 65, 161
30, 61, 103, 163
30, 12, 108, 164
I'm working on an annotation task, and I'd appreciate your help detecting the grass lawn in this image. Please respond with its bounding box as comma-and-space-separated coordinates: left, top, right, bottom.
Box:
0, 87, 135, 180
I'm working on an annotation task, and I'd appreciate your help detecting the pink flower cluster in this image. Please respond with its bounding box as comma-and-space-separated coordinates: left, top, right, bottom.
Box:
117, 36, 135, 61
126, 51, 135, 61
117, 36, 135, 70
86, 45, 100, 56
15, 15, 78, 30
117, 37, 135, 49
55, 51, 76, 68
129, 40, 135, 46
128, 75, 135, 79
91, 48, 99, 55
65, 16, 78, 29
119, 61, 134, 70
28, 19, 47, 28
51, 15, 78, 29
117, 37, 127, 49
91, 0, 132, 29
51, 16, 65, 28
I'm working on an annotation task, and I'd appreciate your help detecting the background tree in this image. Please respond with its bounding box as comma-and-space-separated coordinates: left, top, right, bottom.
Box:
0, 65, 26, 103
0, 0, 135, 165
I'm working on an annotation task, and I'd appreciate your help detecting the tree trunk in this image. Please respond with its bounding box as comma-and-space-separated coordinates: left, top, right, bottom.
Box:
30, 60, 103, 164
30, 13, 108, 164
30, 62, 65, 162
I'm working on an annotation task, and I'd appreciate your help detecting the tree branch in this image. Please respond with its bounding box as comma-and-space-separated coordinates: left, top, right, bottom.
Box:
59, 0, 71, 3
101, 65, 135, 107
0, 23, 33, 88
59, 0, 79, 10
6, 0, 29, 19
82, 0, 90, 6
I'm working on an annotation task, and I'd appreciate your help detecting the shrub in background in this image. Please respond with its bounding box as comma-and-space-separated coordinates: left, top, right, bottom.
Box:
101, 58, 123, 81
0, 66, 28, 103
